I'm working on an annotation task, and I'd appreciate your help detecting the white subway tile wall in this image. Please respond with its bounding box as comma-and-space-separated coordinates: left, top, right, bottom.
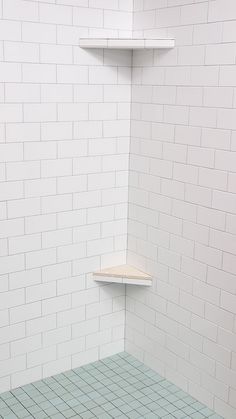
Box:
0, 1, 236, 419
127, 1, 236, 419
0, 0, 134, 393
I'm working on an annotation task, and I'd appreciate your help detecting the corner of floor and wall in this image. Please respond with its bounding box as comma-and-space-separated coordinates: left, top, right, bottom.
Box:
0, 1, 236, 419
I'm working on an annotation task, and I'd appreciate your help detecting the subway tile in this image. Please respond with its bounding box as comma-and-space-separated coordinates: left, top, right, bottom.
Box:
23, 64, 56, 83
0, 1, 236, 411
40, 44, 73, 64
22, 22, 56, 43
10, 302, 41, 324
39, 3, 72, 24
3, 0, 38, 21
8, 198, 41, 218
9, 233, 41, 255
4, 41, 39, 63
5, 83, 40, 103
73, 7, 103, 27
208, 0, 236, 22
0, 20, 21, 41
6, 123, 40, 142
26, 248, 56, 269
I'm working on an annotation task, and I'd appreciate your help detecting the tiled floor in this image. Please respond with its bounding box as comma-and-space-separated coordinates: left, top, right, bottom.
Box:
0, 352, 223, 419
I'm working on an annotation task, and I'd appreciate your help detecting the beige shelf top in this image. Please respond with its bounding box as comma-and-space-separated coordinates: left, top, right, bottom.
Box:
93, 264, 152, 286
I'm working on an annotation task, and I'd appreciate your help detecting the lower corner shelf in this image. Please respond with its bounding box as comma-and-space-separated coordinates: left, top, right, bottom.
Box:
93, 264, 152, 286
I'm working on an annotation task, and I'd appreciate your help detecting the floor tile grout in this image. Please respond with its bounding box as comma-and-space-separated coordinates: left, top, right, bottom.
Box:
0, 352, 223, 419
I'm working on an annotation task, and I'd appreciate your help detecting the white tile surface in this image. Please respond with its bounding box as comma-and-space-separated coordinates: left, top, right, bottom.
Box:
126, 3, 236, 419
0, 3, 236, 419
0, 0, 129, 392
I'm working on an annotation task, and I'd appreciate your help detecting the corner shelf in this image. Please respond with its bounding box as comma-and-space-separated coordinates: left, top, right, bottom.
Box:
79, 38, 175, 50
93, 264, 152, 286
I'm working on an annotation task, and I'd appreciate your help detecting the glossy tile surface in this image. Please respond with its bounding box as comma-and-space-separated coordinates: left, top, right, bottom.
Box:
0, 353, 223, 419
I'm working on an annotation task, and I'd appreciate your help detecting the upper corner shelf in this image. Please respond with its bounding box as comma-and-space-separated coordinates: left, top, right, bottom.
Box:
79, 38, 175, 50
93, 264, 152, 287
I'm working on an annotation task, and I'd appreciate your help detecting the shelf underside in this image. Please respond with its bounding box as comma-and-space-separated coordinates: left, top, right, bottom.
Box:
79, 38, 175, 50
93, 264, 152, 286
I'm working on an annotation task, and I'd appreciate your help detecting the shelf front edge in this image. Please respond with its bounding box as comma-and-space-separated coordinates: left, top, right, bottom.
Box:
79, 38, 175, 49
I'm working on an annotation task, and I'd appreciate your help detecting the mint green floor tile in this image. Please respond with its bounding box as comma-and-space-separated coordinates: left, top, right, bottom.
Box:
192, 401, 206, 410
63, 408, 77, 418
77, 395, 90, 404
0, 352, 223, 419
126, 411, 141, 419
112, 398, 125, 408
165, 404, 178, 414
139, 395, 153, 406
182, 405, 198, 415
50, 414, 64, 419
165, 394, 179, 403
66, 398, 80, 408
137, 405, 151, 415
148, 392, 162, 403
109, 408, 123, 417
102, 402, 115, 411
90, 406, 105, 415
79, 412, 95, 419
32, 412, 48, 419
159, 388, 171, 397
10, 410, 28, 419
157, 398, 170, 407
18, 399, 33, 408
44, 406, 58, 415
26, 405, 42, 414
119, 403, 133, 414
153, 406, 169, 416
122, 394, 134, 404
191, 413, 205, 419
57, 402, 72, 412
73, 404, 87, 414
99, 414, 113, 419
172, 411, 188, 419
145, 413, 160, 419
131, 390, 144, 399
129, 400, 142, 410
183, 395, 196, 404
200, 407, 215, 416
